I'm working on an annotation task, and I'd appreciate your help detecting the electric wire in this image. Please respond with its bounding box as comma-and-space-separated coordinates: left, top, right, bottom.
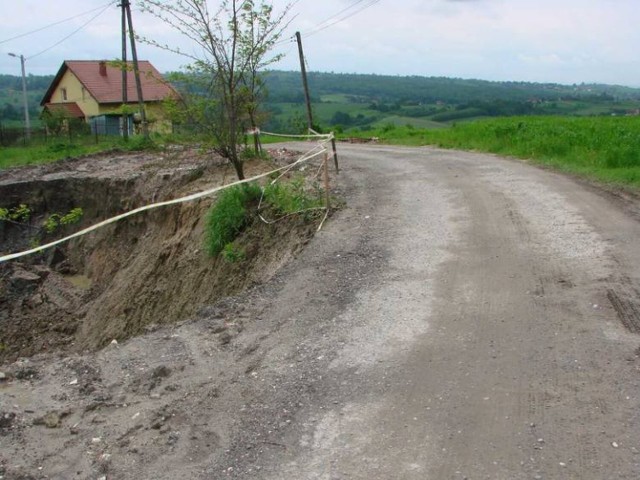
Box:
303, 0, 369, 35
0, 2, 114, 46
275, 0, 381, 46
28, 3, 113, 60
302, 0, 381, 38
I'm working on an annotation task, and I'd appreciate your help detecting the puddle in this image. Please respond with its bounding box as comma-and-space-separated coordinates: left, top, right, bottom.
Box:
64, 274, 92, 290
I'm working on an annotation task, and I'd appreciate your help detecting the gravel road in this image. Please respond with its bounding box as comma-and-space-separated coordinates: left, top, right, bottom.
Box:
226, 143, 640, 479
3, 144, 640, 479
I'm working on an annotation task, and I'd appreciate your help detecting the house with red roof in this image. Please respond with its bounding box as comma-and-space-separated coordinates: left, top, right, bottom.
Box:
40, 60, 179, 135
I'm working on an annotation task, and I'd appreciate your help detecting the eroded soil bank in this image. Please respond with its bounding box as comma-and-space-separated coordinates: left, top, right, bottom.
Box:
0, 146, 320, 362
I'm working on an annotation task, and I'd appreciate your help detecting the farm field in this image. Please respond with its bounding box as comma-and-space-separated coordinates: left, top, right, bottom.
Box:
350, 116, 640, 189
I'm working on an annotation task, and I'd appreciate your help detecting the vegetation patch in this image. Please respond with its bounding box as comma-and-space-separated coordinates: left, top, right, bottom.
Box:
351, 116, 640, 188
205, 183, 263, 256
205, 177, 325, 258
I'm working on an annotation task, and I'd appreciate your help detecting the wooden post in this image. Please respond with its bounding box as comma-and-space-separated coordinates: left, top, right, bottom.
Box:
120, 0, 129, 140
295, 32, 314, 133
331, 136, 339, 173
124, 0, 149, 139
323, 153, 330, 211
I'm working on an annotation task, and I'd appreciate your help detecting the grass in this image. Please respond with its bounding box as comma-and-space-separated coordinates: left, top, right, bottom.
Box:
205, 178, 324, 258
372, 115, 448, 129
205, 183, 263, 256
0, 135, 158, 169
353, 116, 640, 188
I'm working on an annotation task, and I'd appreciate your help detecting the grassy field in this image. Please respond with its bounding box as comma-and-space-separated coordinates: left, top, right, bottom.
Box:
0, 135, 160, 169
352, 116, 640, 188
4, 115, 639, 190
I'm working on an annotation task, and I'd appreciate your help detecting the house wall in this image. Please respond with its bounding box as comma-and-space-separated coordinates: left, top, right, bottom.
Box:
96, 102, 172, 134
50, 70, 100, 118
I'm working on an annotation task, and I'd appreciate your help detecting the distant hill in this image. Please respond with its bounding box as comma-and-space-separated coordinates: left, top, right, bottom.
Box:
261, 71, 640, 132
263, 71, 640, 104
2, 70, 640, 131
0, 74, 54, 127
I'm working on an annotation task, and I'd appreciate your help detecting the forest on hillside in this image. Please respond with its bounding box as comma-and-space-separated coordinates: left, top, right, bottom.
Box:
1, 70, 639, 132
0, 74, 54, 126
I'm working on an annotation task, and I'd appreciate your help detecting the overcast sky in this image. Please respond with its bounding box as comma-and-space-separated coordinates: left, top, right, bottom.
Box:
1, 0, 639, 87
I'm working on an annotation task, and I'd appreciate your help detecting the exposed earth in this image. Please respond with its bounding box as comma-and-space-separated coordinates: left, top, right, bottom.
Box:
2, 143, 640, 479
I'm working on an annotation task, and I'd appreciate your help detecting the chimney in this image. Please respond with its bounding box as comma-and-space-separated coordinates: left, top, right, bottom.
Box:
99, 61, 107, 76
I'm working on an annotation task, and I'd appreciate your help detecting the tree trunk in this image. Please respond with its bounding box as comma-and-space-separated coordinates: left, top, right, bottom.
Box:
253, 130, 261, 155
231, 157, 245, 180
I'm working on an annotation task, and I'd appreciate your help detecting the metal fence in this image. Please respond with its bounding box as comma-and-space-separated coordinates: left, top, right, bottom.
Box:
0, 123, 138, 148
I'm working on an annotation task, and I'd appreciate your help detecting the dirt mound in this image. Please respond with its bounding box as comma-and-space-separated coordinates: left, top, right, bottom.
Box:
0, 146, 320, 362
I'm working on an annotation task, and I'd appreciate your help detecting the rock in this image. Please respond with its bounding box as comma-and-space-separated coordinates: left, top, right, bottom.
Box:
167, 431, 180, 446
0, 412, 17, 430
0, 371, 6, 382
46, 247, 66, 268
14, 367, 38, 380
218, 331, 233, 345
33, 412, 61, 428
152, 365, 171, 379
9, 268, 42, 288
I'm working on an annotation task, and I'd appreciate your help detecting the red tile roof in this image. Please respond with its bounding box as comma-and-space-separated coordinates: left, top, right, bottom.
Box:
41, 60, 178, 106
43, 102, 85, 118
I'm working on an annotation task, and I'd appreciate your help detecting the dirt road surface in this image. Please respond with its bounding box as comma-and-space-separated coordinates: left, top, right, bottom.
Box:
2, 144, 640, 479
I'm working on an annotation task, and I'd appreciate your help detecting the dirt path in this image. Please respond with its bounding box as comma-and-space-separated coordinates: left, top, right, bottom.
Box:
2, 144, 640, 479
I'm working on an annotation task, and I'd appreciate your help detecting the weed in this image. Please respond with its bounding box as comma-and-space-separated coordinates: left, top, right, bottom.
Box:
263, 176, 323, 214
205, 183, 262, 256
43, 207, 84, 233
222, 243, 246, 263
0, 204, 31, 222
204, 177, 324, 258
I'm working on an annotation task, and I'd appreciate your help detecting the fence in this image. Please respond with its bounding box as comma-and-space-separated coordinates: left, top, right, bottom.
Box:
0, 122, 143, 148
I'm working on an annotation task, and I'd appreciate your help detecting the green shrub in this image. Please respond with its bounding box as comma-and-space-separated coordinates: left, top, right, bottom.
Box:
222, 243, 246, 263
0, 204, 31, 222
43, 207, 84, 233
263, 176, 323, 214
205, 183, 262, 256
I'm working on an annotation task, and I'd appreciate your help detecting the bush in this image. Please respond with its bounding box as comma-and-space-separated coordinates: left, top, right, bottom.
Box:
205, 183, 262, 256
263, 176, 322, 214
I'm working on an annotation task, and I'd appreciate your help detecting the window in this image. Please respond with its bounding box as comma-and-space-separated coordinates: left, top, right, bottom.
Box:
61, 88, 67, 101
81, 87, 86, 101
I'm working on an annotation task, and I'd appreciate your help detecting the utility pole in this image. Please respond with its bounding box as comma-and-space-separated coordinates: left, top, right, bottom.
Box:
295, 31, 313, 133
8, 53, 31, 140
123, 0, 149, 139
120, 0, 129, 140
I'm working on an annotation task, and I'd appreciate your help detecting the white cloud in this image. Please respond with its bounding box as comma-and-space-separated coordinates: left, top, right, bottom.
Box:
1, 0, 639, 86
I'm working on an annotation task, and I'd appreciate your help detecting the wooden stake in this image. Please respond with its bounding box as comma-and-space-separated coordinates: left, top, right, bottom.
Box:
331, 136, 339, 173
323, 153, 331, 211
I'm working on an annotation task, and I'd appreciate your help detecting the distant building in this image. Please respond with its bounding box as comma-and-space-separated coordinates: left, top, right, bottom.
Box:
40, 60, 179, 135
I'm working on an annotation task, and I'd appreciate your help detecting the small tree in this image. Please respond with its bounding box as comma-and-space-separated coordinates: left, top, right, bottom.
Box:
139, 0, 291, 179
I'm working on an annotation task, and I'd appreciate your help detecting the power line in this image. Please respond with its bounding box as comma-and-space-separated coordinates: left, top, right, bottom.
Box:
303, 0, 369, 35
28, 3, 113, 60
302, 0, 381, 38
0, 2, 114, 46
275, 0, 381, 47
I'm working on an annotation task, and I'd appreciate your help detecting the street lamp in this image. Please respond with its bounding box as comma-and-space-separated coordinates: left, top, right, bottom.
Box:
8, 52, 31, 140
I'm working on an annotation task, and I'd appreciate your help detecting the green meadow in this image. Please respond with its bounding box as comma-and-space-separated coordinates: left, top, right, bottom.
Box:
353, 116, 640, 188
